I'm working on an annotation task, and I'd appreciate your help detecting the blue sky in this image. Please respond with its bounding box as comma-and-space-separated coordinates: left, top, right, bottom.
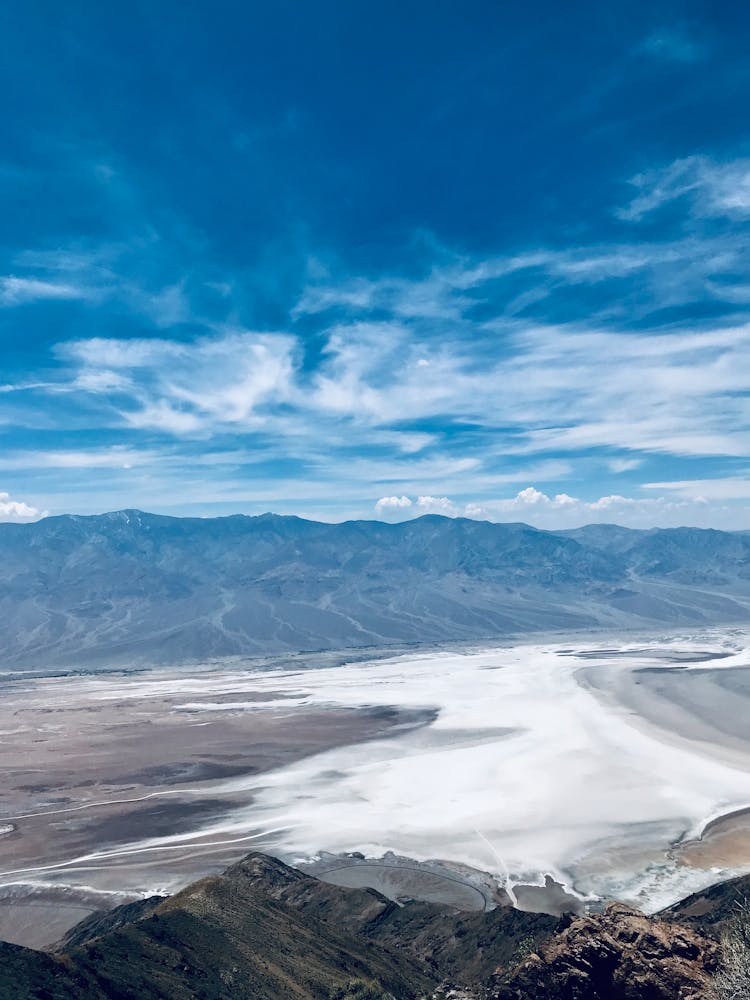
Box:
2, 1, 750, 528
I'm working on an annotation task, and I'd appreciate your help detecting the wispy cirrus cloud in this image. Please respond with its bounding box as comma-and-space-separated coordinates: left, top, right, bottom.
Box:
0, 276, 92, 306
4, 152, 750, 526
297, 228, 750, 332
608, 457, 643, 474
643, 477, 750, 501
52, 318, 750, 463
318, 319, 750, 461
0, 447, 159, 471
618, 156, 750, 222
3, 238, 208, 327
26, 188, 750, 497
57, 331, 297, 434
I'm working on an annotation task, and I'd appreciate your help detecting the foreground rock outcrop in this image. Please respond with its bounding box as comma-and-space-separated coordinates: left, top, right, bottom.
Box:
493, 902, 719, 1000
0, 853, 745, 999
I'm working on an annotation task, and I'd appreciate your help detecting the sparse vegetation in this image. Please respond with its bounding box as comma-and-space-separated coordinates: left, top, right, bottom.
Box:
710, 899, 750, 1000
509, 930, 540, 965
330, 980, 395, 1000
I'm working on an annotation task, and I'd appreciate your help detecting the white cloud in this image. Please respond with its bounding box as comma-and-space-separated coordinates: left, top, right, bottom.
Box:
123, 400, 205, 435
0, 447, 157, 471
49, 311, 750, 475
294, 235, 749, 325
414, 495, 460, 515
306, 318, 750, 461
61, 337, 177, 369
353, 454, 481, 485
0, 276, 89, 306
376, 494, 465, 520
643, 477, 750, 501
139, 281, 190, 328
60, 331, 297, 434
73, 370, 133, 393
34, 159, 750, 469
374, 495, 413, 518
0, 492, 46, 522
377, 431, 436, 454
609, 457, 643, 473
10, 158, 750, 527
9, 239, 211, 330
618, 156, 750, 222
374, 487, 730, 530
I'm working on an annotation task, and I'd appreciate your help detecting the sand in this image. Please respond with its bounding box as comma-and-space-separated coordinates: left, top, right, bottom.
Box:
675, 807, 750, 869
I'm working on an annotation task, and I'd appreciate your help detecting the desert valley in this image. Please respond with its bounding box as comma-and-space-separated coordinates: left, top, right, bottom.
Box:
1, 514, 750, 975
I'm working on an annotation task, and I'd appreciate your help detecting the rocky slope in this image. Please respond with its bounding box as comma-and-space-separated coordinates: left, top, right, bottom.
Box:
0, 853, 743, 999
663, 869, 750, 932
0, 853, 553, 999
2, 511, 750, 669
492, 874, 750, 999
492, 903, 719, 1000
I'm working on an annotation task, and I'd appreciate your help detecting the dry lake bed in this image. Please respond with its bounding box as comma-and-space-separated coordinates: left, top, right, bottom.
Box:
2, 629, 750, 947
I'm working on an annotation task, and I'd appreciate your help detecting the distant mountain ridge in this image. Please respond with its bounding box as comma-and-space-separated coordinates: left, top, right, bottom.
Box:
1, 510, 750, 670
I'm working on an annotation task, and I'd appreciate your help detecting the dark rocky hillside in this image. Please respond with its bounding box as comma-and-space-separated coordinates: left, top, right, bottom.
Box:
0, 853, 553, 999
2, 511, 750, 670
663, 870, 750, 931
0, 853, 742, 1000
492, 903, 719, 1000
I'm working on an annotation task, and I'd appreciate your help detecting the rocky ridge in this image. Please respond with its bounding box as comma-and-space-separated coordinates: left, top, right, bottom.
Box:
0, 853, 745, 999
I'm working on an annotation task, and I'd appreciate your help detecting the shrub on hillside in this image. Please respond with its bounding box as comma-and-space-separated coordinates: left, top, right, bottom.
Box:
711, 899, 750, 1000
330, 979, 396, 1000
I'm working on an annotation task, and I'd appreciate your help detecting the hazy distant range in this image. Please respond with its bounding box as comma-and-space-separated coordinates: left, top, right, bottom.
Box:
1, 509, 750, 671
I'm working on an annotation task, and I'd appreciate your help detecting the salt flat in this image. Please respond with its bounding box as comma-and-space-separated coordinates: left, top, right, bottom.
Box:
219, 631, 750, 912
1, 629, 750, 946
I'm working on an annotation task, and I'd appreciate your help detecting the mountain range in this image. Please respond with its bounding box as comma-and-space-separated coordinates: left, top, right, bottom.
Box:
2, 510, 750, 670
